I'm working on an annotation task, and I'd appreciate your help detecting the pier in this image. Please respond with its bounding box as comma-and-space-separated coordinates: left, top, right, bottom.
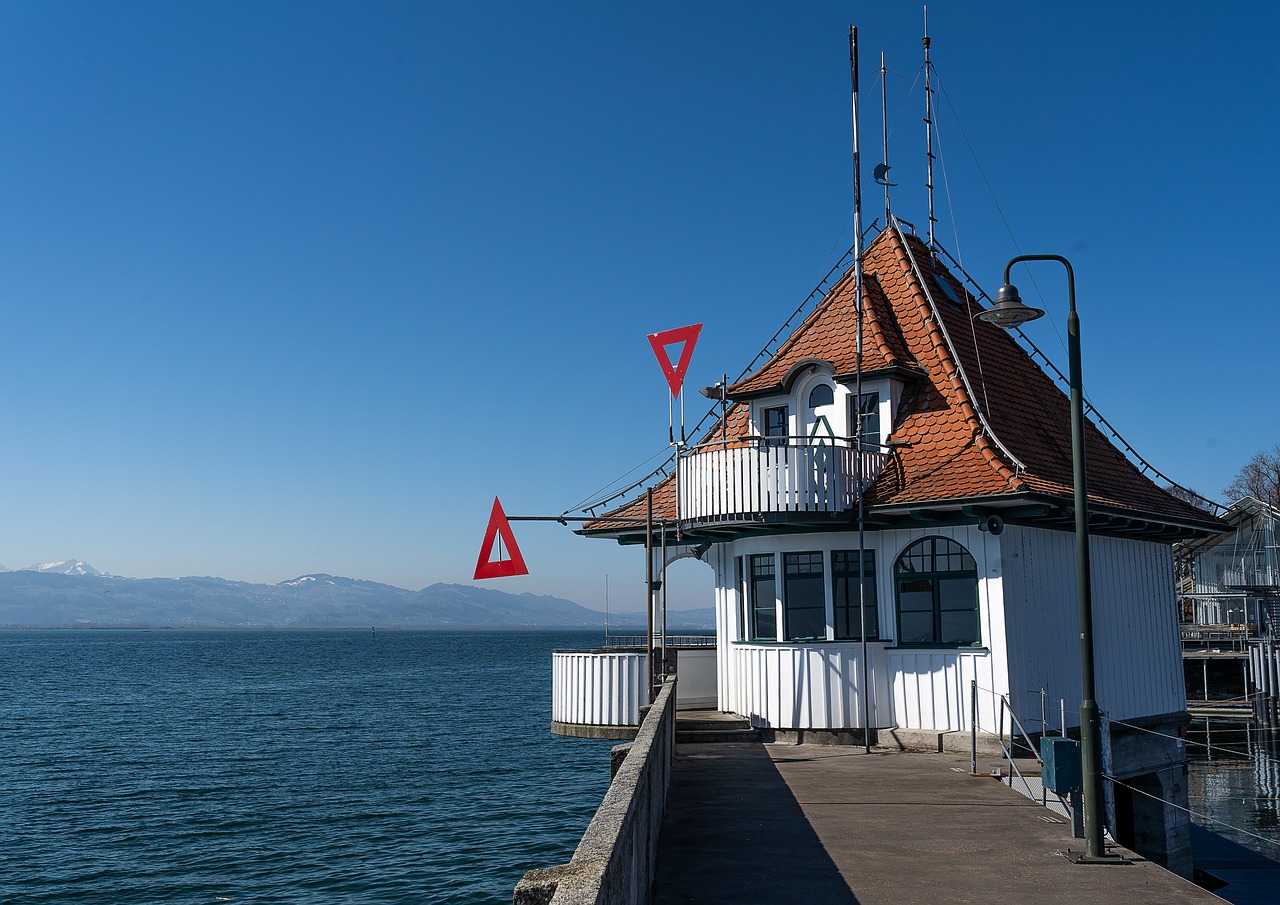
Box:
517, 691, 1273, 904
649, 740, 1223, 905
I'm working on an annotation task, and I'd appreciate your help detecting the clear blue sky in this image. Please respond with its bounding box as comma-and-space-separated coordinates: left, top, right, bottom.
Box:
0, 2, 1274, 613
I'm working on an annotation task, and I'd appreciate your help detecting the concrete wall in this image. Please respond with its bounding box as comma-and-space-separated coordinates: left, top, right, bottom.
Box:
672, 648, 716, 709
514, 678, 677, 905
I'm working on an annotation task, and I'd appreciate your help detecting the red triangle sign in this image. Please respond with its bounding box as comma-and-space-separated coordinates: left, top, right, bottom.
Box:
647, 323, 702, 398
473, 497, 529, 580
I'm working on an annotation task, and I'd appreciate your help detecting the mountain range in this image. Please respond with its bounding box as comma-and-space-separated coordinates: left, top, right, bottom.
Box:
0, 562, 714, 630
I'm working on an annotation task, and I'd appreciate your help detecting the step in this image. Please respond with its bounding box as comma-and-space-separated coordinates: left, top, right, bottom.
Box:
676, 727, 764, 744
676, 717, 752, 733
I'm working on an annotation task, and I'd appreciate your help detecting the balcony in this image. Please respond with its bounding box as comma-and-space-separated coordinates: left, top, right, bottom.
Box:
676, 440, 889, 526
1223, 563, 1280, 590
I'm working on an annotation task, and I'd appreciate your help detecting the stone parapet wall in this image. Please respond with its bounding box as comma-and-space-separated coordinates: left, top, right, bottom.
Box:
514, 678, 676, 905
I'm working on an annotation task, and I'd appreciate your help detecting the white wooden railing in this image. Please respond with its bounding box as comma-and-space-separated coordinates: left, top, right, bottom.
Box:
677, 442, 889, 523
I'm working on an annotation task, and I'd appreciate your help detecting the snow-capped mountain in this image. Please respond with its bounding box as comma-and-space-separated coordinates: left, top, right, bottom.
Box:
22, 560, 105, 577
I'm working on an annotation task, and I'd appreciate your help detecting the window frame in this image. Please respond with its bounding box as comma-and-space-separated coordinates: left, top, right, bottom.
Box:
893, 536, 981, 648
851, 392, 881, 450
783, 551, 827, 642
748, 553, 778, 642
762, 405, 789, 447
832, 549, 878, 640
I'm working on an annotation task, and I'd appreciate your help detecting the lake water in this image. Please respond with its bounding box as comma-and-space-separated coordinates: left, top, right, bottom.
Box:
1186, 717, 1280, 862
9, 630, 1279, 904
1, 630, 614, 904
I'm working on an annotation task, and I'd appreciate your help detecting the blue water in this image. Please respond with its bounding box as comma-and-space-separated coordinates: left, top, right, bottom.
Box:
1186, 719, 1280, 862
1, 630, 615, 904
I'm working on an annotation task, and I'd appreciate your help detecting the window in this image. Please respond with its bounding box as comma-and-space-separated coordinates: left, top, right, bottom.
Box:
763, 406, 788, 446
894, 537, 980, 646
784, 552, 826, 641
749, 554, 777, 641
735, 556, 746, 641
933, 274, 965, 307
851, 393, 881, 450
833, 550, 877, 640
807, 384, 834, 408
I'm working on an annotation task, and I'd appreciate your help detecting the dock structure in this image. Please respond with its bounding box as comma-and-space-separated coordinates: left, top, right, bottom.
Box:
651, 741, 1226, 905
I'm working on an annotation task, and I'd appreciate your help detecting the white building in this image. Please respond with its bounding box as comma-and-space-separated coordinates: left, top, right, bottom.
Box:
578, 220, 1224, 874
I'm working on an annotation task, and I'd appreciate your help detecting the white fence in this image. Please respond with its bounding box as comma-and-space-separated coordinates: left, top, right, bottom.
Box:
677, 443, 889, 522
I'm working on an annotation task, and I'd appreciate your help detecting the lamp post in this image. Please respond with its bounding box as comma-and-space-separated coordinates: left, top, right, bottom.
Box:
976, 254, 1125, 864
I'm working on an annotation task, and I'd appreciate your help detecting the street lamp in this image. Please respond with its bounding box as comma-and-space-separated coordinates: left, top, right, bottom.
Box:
976, 254, 1126, 865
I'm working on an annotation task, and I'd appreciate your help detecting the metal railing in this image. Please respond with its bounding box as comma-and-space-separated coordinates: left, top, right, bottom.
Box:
602, 634, 716, 649
677, 439, 889, 523
970, 681, 1078, 830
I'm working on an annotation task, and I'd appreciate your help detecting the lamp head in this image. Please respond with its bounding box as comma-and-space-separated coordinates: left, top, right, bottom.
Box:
975, 282, 1045, 329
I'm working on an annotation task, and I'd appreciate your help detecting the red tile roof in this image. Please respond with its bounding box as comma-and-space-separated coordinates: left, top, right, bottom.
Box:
585, 225, 1221, 537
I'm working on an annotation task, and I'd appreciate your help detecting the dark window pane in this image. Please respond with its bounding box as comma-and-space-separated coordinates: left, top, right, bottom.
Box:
940, 610, 979, 645
900, 612, 935, 644
808, 384, 834, 408
755, 607, 776, 640
786, 605, 825, 641
939, 578, 976, 611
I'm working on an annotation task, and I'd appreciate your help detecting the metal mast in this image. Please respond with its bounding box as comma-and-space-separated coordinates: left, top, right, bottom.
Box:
850, 25, 872, 754
923, 7, 937, 251
881, 52, 891, 224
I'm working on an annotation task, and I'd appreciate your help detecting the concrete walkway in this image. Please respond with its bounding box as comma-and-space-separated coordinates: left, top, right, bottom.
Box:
652, 743, 1227, 905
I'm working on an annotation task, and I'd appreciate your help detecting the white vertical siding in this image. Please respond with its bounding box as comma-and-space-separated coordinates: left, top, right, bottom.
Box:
711, 525, 1008, 732
1001, 525, 1184, 728
719, 642, 894, 729
551, 651, 643, 726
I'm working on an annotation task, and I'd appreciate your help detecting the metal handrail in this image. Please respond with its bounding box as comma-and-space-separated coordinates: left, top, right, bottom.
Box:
971, 681, 1076, 821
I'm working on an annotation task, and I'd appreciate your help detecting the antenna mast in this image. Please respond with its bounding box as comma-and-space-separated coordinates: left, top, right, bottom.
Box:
881, 51, 891, 224
923, 6, 937, 251
850, 24, 872, 755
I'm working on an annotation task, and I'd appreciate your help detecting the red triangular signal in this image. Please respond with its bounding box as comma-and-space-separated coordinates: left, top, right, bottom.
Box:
647, 323, 702, 398
473, 497, 529, 580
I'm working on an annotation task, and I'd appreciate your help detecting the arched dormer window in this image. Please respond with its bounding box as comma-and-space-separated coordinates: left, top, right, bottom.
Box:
894, 537, 980, 647
807, 384, 834, 408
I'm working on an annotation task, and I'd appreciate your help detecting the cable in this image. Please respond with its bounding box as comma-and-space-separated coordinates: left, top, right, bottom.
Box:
1106, 774, 1280, 853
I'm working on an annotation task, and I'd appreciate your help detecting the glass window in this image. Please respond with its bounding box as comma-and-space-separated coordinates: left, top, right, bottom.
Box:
784, 552, 826, 641
893, 537, 980, 647
763, 406, 788, 447
833, 550, 878, 640
749, 554, 777, 641
808, 384, 834, 408
735, 556, 745, 641
852, 393, 881, 450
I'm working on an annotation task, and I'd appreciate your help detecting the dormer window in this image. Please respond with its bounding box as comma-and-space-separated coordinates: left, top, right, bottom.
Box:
852, 392, 881, 450
763, 405, 788, 447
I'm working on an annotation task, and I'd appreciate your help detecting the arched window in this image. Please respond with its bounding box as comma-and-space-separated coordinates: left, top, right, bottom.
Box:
807, 384, 834, 408
894, 537, 980, 647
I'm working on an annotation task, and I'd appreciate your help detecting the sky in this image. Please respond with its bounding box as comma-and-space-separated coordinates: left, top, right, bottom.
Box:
0, 2, 1274, 612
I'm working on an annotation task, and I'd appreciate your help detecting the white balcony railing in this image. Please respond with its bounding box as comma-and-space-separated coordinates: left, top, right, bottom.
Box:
677, 441, 889, 523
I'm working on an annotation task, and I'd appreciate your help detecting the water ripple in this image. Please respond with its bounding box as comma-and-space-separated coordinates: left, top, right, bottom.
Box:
1, 630, 612, 904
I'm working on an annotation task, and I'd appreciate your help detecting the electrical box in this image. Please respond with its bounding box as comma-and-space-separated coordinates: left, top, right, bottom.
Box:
1040, 737, 1081, 794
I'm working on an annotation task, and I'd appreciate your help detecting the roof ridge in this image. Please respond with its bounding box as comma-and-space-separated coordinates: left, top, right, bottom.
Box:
884, 227, 1024, 492
860, 272, 904, 370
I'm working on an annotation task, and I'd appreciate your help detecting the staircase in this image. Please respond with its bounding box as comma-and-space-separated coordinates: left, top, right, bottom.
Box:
675, 710, 762, 744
